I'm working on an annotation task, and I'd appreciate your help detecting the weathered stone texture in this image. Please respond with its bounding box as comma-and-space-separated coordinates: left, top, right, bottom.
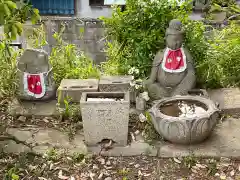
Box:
57, 79, 99, 103
158, 118, 240, 158
88, 142, 158, 157
149, 96, 219, 144
8, 99, 59, 117
80, 92, 130, 146
99, 76, 132, 92
208, 88, 240, 114
3, 127, 88, 156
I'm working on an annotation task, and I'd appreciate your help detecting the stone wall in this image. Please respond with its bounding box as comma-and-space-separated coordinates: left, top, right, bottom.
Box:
9, 17, 107, 65
44, 17, 106, 64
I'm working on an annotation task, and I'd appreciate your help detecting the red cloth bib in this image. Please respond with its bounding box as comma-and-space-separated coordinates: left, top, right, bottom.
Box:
24, 72, 46, 98
163, 48, 184, 70
27, 74, 43, 95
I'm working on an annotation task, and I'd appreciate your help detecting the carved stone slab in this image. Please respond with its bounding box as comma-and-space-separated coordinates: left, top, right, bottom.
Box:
80, 92, 130, 146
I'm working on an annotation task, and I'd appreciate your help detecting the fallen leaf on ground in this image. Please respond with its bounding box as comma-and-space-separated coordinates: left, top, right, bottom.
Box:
220, 173, 226, 180
58, 170, 69, 180
230, 170, 235, 176
173, 158, 181, 164
38, 177, 48, 180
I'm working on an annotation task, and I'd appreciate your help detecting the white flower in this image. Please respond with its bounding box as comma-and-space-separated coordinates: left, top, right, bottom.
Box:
135, 84, 140, 90
130, 81, 136, 87
134, 68, 140, 75
128, 67, 135, 75
139, 113, 147, 123
142, 91, 150, 101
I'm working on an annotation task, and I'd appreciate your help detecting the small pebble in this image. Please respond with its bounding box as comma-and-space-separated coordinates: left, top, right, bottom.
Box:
106, 160, 111, 166
134, 164, 140, 168
18, 116, 26, 122
104, 177, 112, 180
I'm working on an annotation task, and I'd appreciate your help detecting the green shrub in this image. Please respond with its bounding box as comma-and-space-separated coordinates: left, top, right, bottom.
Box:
211, 0, 236, 7
197, 22, 240, 88
101, 0, 240, 89
101, 0, 192, 77
0, 40, 21, 98
49, 27, 100, 86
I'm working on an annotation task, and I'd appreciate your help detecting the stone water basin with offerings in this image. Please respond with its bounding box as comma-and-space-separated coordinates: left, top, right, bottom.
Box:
148, 95, 220, 144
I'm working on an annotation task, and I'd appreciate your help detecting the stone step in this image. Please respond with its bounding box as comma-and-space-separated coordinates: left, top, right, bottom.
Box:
208, 88, 240, 115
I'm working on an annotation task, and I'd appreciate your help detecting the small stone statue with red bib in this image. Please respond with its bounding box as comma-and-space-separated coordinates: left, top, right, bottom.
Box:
145, 19, 196, 100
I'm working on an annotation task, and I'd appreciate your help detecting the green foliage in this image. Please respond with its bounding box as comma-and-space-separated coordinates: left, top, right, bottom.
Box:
49, 26, 100, 86
0, 40, 21, 98
207, 0, 240, 20
197, 23, 240, 88
24, 24, 47, 48
211, 0, 236, 7
4, 167, 20, 180
101, 0, 240, 89
101, 0, 192, 77
0, 0, 40, 40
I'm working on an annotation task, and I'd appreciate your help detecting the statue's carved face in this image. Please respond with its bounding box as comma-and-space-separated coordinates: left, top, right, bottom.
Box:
166, 34, 183, 50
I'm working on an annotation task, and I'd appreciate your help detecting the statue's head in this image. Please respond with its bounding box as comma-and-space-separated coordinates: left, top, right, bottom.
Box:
165, 19, 184, 50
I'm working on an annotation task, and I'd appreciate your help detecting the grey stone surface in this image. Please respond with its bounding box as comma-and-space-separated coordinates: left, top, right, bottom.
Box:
8, 99, 59, 117
88, 141, 158, 157
0, 140, 31, 154
3, 127, 88, 155
99, 75, 135, 102
80, 92, 130, 146
208, 88, 240, 114
149, 96, 219, 144
158, 118, 240, 158
7, 128, 34, 142
57, 79, 99, 103
159, 144, 191, 158
99, 75, 132, 92
17, 49, 56, 101
3, 118, 240, 158
192, 0, 210, 11
189, 12, 205, 21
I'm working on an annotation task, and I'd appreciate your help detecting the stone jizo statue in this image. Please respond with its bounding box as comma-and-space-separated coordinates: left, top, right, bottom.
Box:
193, 0, 211, 11
17, 49, 56, 101
145, 19, 196, 100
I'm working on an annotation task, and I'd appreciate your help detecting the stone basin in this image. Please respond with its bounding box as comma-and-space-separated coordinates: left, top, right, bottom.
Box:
148, 96, 220, 144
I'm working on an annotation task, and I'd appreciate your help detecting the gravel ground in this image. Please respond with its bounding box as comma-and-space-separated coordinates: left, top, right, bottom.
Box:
0, 152, 240, 180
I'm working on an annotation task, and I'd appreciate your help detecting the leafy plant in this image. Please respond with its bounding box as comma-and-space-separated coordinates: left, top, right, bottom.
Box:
0, 39, 22, 98
211, 0, 236, 7
196, 22, 240, 88
101, 0, 192, 77
49, 25, 100, 86
0, 0, 40, 40
183, 155, 198, 168
4, 167, 20, 180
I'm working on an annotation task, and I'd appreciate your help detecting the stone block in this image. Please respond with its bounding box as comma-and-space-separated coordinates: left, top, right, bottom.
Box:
208, 88, 240, 114
159, 144, 191, 158
57, 79, 99, 103
84, 27, 105, 40
61, 33, 77, 42
99, 76, 136, 102
99, 75, 132, 92
8, 99, 59, 117
80, 92, 130, 146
